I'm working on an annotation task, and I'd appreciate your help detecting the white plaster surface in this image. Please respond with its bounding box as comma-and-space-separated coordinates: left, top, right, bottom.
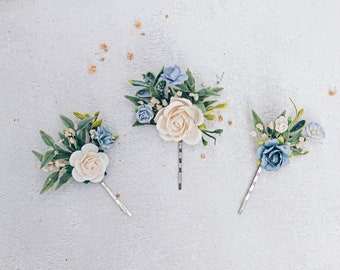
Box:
1, 0, 340, 269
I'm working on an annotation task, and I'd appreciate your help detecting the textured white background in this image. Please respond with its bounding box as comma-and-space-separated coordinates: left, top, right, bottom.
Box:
1, 0, 340, 269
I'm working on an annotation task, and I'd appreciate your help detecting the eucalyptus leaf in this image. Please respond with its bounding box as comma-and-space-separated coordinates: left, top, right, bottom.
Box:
40, 150, 56, 169
40, 171, 60, 194
40, 130, 55, 148
32, 150, 43, 162
59, 115, 75, 129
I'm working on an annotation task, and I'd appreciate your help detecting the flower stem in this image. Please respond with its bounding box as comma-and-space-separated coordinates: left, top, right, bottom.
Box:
178, 140, 183, 190
238, 165, 262, 214
100, 181, 132, 217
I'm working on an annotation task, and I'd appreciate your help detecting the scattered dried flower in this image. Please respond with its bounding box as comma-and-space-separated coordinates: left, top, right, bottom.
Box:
99, 57, 105, 62
88, 65, 96, 74
218, 115, 224, 122
200, 153, 206, 159
140, 32, 146, 36
127, 52, 134, 60
134, 21, 142, 29
329, 89, 336, 96
165, 14, 169, 19
100, 43, 109, 52
228, 120, 233, 126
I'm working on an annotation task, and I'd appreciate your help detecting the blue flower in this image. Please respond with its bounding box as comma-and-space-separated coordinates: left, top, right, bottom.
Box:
94, 126, 115, 151
305, 123, 325, 139
136, 105, 154, 124
161, 65, 188, 85
257, 139, 292, 171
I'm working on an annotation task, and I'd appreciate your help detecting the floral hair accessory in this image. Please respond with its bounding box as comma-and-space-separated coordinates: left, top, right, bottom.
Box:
32, 111, 132, 217
238, 99, 325, 214
125, 65, 227, 190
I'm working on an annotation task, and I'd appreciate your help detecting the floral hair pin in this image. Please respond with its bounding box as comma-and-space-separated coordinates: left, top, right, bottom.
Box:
125, 65, 227, 190
238, 99, 325, 214
32, 111, 132, 217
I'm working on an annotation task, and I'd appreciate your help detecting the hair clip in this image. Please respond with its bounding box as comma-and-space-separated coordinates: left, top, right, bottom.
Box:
239, 98, 325, 214
126, 65, 227, 190
32, 111, 132, 217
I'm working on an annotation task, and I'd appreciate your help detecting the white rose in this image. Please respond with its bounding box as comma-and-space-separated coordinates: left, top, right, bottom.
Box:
69, 143, 109, 183
154, 97, 204, 145
275, 116, 288, 133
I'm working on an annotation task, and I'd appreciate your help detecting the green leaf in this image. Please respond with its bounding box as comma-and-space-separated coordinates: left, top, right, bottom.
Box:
185, 69, 195, 91
55, 170, 72, 190
58, 132, 74, 151
77, 117, 95, 131
53, 152, 71, 160
129, 79, 148, 87
194, 101, 206, 113
143, 72, 155, 83
290, 120, 306, 132
76, 128, 87, 147
202, 137, 208, 146
32, 150, 43, 162
289, 109, 304, 129
203, 100, 217, 108
125, 95, 142, 106
287, 130, 303, 144
252, 110, 266, 132
136, 89, 151, 98
39, 130, 55, 148
153, 67, 164, 86
60, 115, 75, 129
40, 171, 60, 194
196, 87, 223, 98
54, 144, 72, 154
175, 83, 190, 93
40, 150, 56, 169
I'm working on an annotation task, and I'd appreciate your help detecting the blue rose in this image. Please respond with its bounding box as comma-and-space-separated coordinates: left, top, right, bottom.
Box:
161, 65, 188, 85
136, 105, 154, 124
257, 139, 292, 171
94, 126, 115, 151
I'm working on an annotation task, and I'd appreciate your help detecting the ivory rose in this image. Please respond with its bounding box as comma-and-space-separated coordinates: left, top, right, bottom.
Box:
69, 143, 109, 183
154, 97, 204, 145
